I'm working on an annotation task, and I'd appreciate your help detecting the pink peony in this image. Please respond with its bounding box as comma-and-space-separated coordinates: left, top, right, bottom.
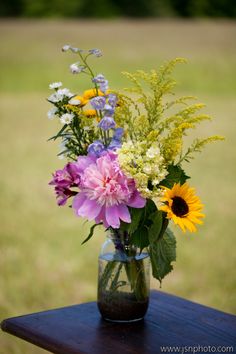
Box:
72, 151, 146, 228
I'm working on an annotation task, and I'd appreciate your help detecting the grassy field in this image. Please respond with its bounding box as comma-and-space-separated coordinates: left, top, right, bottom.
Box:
0, 19, 236, 353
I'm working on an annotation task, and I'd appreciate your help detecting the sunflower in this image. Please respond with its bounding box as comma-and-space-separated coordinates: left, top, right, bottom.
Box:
160, 183, 205, 233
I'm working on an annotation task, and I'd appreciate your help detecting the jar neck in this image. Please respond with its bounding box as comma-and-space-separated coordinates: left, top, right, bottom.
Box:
106, 228, 137, 257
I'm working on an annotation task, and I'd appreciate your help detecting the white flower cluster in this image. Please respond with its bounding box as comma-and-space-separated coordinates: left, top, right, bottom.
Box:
48, 85, 74, 103
118, 141, 168, 198
47, 82, 75, 124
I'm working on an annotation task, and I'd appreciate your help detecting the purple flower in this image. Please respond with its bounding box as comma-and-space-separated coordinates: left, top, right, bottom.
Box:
92, 74, 106, 84
88, 140, 105, 157
109, 139, 121, 150
113, 127, 124, 140
100, 80, 109, 93
54, 186, 77, 206
98, 116, 116, 131
90, 96, 106, 110
108, 128, 124, 150
49, 162, 81, 205
89, 48, 102, 57
103, 104, 115, 116
92, 74, 109, 93
108, 94, 118, 107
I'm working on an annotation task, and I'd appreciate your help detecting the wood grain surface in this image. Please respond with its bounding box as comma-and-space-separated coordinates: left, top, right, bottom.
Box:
1, 290, 236, 354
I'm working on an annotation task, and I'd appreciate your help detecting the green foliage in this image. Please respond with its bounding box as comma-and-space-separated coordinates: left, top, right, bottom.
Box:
149, 227, 177, 284
48, 113, 96, 160
121, 203, 176, 285
121, 59, 223, 165
120, 199, 157, 251
130, 226, 150, 252
161, 164, 190, 189
148, 210, 163, 243
1, 0, 236, 17
178, 136, 225, 164
82, 223, 102, 245
122, 58, 187, 141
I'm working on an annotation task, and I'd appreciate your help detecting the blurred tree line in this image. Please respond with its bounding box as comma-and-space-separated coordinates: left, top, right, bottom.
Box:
1, 0, 236, 18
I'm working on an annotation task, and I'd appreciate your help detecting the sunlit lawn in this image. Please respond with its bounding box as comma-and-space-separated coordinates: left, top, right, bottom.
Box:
0, 19, 236, 354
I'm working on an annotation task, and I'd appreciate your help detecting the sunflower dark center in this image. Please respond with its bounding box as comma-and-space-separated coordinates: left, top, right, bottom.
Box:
171, 196, 189, 217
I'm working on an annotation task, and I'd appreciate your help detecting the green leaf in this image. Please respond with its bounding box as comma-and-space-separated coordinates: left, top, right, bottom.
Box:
81, 223, 102, 245
130, 225, 149, 251
120, 199, 157, 235
149, 227, 176, 284
129, 207, 145, 234
161, 164, 190, 189
145, 198, 157, 215
148, 210, 163, 244
47, 124, 67, 142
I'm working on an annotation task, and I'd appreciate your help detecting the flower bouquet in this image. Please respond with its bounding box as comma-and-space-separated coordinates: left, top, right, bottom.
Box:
48, 46, 223, 322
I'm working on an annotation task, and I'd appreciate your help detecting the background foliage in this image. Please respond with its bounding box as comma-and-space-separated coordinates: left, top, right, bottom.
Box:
1, 0, 236, 18
0, 19, 236, 353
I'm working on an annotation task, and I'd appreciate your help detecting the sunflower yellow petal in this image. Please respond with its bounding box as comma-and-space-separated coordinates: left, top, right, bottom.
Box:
160, 182, 204, 234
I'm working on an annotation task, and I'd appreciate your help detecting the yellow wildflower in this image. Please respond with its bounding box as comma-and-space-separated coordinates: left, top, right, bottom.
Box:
69, 95, 88, 107
83, 89, 104, 100
83, 109, 97, 118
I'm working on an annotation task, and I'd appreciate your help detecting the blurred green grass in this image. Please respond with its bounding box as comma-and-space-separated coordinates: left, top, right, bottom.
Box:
0, 19, 236, 354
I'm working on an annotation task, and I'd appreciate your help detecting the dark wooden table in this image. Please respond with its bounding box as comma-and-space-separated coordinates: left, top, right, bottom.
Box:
1, 290, 236, 354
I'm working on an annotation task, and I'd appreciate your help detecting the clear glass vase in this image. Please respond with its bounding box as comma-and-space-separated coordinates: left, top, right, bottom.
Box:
97, 228, 150, 323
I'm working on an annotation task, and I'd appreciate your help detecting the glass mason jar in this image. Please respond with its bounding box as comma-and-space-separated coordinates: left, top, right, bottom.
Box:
97, 228, 150, 323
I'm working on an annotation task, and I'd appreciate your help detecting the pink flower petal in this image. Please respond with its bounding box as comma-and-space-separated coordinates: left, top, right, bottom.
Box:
77, 198, 102, 220
127, 191, 146, 208
117, 204, 131, 223
77, 156, 95, 172
105, 205, 120, 228
95, 206, 109, 228
72, 192, 87, 215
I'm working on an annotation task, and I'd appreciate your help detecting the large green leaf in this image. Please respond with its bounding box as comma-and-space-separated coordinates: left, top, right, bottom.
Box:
149, 227, 176, 284
144, 198, 157, 217
148, 210, 163, 244
129, 207, 145, 234
161, 164, 190, 189
120, 199, 157, 236
130, 225, 149, 251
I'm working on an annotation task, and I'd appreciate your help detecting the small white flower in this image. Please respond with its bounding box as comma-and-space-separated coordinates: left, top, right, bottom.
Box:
146, 146, 160, 159
62, 44, 71, 52
57, 88, 74, 98
48, 92, 63, 103
70, 63, 85, 74
49, 82, 62, 90
70, 63, 80, 74
143, 164, 152, 174
152, 178, 160, 185
47, 107, 58, 120
68, 97, 81, 105
60, 113, 74, 125
58, 154, 65, 160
